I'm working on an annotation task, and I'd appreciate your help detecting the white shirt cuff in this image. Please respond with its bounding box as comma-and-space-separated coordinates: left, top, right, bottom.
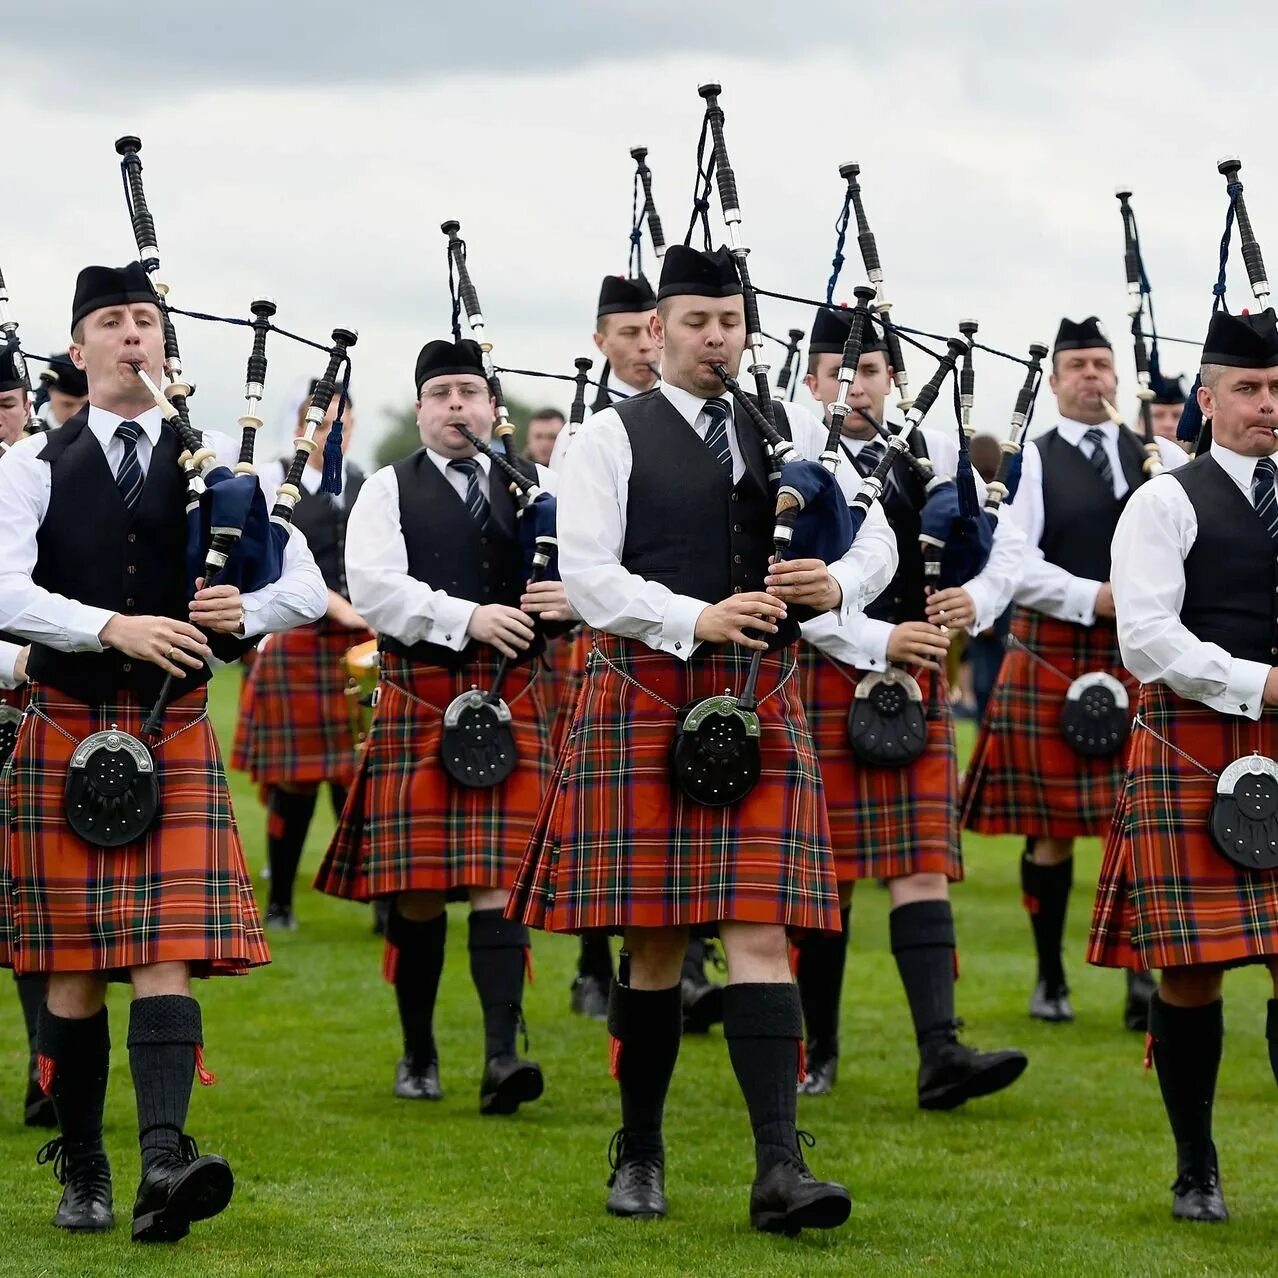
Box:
0, 642, 20, 685
1063, 577, 1103, 628
660, 594, 709, 661
1227, 659, 1271, 721
426, 597, 480, 651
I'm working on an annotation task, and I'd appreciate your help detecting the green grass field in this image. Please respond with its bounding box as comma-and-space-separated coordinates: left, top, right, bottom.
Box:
2, 671, 1276, 1276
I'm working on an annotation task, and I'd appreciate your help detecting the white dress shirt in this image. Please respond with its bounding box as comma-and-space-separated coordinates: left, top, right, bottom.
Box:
555, 382, 898, 660
800, 425, 982, 670
966, 417, 1187, 629
0, 404, 327, 655
345, 448, 561, 650
1113, 442, 1277, 720
548, 372, 650, 474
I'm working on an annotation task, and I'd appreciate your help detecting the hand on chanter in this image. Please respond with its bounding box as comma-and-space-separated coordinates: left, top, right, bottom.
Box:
765, 558, 841, 610
99, 614, 212, 679
520, 579, 571, 623
468, 603, 536, 659
925, 587, 976, 631
191, 580, 247, 635
887, 621, 950, 672
695, 592, 787, 651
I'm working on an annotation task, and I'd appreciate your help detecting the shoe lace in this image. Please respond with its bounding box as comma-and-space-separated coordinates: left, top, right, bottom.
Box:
791, 1129, 818, 1181
36, 1136, 67, 1185
607, 1129, 661, 1188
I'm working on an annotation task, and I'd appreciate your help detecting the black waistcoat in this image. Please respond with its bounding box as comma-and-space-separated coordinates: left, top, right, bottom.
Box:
27, 409, 195, 703
381, 449, 541, 669
284, 460, 365, 598
1173, 453, 1278, 665
617, 390, 801, 647
839, 432, 929, 625
1037, 426, 1148, 580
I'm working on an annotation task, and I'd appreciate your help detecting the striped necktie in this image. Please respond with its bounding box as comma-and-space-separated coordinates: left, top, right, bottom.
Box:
854, 439, 885, 478
114, 420, 145, 511
700, 398, 733, 475
1081, 426, 1115, 492
1252, 456, 1278, 548
448, 457, 490, 527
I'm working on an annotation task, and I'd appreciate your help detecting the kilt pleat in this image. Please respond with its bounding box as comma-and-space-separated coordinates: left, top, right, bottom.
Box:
1088, 683, 1278, 971
543, 628, 591, 759
314, 651, 551, 901
959, 606, 1137, 838
0, 686, 268, 977
796, 645, 962, 883
506, 632, 840, 934
232, 618, 370, 787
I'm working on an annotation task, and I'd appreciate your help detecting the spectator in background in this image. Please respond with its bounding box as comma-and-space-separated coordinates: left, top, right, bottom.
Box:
523, 408, 565, 466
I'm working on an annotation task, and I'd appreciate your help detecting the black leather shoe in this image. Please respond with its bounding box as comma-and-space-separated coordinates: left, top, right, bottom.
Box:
25, 1061, 57, 1128
479, 1054, 544, 1116
749, 1141, 851, 1236
797, 1048, 838, 1096
606, 1130, 667, 1219
1124, 970, 1156, 1033
569, 974, 609, 1021
1029, 981, 1074, 1023
131, 1137, 234, 1243
393, 1055, 443, 1101
38, 1138, 114, 1232
917, 1039, 1028, 1110
264, 903, 298, 931
1172, 1147, 1229, 1223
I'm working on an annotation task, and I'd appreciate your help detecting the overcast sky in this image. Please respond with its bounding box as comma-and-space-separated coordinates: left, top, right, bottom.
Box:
3, 2, 1271, 464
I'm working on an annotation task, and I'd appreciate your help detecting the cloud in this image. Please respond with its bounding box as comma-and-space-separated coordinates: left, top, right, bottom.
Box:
3, 10, 1272, 467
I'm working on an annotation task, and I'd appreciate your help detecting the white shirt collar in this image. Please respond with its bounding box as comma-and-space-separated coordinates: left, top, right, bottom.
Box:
659, 381, 732, 429
1056, 414, 1114, 444
427, 447, 490, 478
609, 372, 653, 400
1210, 440, 1275, 493
87, 403, 164, 449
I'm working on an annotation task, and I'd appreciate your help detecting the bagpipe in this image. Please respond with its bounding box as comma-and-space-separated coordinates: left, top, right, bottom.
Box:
629, 145, 667, 274
434, 221, 567, 788
1108, 187, 1164, 475
670, 86, 973, 805
772, 327, 805, 400
63, 135, 358, 849
1178, 155, 1272, 455
981, 342, 1049, 518
0, 262, 45, 443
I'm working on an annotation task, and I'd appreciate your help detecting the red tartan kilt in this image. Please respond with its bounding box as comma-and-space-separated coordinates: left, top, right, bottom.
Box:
797, 645, 961, 883
229, 648, 256, 773
960, 606, 1137, 838
0, 685, 268, 977
232, 619, 371, 787
506, 632, 840, 934
544, 628, 591, 758
1089, 683, 1278, 971
0, 684, 30, 768
314, 651, 551, 901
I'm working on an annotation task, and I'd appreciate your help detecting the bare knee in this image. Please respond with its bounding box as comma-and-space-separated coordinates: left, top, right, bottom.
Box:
887, 873, 949, 907
622, 926, 688, 989
130, 961, 191, 999
468, 887, 510, 914
46, 972, 108, 1019
397, 890, 447, 922
1159, 965, 1224, 1008
720, 922, 791, 984
1031, 837, 1074, 866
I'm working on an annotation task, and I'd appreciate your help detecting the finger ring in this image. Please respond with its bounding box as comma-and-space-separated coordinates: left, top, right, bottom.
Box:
166, 647, 178, 661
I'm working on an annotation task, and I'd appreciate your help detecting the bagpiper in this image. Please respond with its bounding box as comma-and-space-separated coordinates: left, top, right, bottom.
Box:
1090, 307, 1278, 1223
959, 316, 1185, 1026
315, 337, 566, 1114
793, 307, 1027, 1106
0, 343, 52, 1129
0, 263, 326, 1241
232, 383, 372, 929
507, 244, 898, 1232
551, 272, 725, 1034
